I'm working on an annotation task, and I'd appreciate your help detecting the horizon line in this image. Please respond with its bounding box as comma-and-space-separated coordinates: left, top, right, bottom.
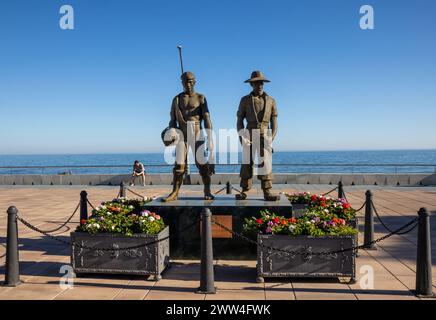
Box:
1, 148, 436, 156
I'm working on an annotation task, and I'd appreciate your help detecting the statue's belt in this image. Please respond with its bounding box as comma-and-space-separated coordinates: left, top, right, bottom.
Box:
247, 122, 270, 130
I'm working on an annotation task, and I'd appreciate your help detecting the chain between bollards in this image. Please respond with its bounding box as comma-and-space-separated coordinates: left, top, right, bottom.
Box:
322, 186, 338, 197
2, 206, 21, 287
211, 216, 418, 257
16, 213, 199, 251
214, 182, 234, 195
196, 208, 216, 294
126, 187, 146, 200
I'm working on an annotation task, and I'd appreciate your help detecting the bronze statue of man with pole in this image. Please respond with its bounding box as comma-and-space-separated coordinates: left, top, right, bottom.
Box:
236, 70, 280, 201
161, 47, 215, 202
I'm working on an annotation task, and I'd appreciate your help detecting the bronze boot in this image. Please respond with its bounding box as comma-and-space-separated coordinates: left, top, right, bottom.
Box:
263, 188, 280, 201
161, 174, 183, 202
235, 188, 249, 200
235, 192, 247, 200
202, 175, 215, 200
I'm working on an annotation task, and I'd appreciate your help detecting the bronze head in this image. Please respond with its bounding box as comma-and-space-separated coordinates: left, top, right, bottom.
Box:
181, 71, 196, 95
245, 70, 270, 96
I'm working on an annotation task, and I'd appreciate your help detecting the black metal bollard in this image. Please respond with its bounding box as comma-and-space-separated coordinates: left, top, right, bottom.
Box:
338, 181, 345, 199
415, 208, 435, 298
80, 191, 88, 225
226, 182, 232, 194
363, 190, 376, 250
196, 208, 216, 294
3, 206, 21, 287
119, 182, 126, 198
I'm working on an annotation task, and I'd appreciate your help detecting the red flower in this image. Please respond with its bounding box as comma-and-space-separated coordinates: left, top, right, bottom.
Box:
343, 203, 351, 209
311, 195, 317, 201
320, 203, 326, 207
273, 217, 280, 224
288, 218, 297, 224
80, 219, 87, 225
281, 219, 287, 225
256, 218, 263, 224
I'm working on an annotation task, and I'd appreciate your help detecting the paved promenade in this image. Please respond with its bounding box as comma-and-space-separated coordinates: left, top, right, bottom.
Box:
0, 184, 435, 300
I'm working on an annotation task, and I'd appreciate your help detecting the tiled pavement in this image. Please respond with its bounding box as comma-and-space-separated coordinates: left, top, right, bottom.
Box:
0, 184, 435, 300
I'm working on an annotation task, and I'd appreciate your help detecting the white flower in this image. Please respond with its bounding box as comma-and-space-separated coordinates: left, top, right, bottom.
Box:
112, 225, 115, 230
107, 212, 112, 216
324, 209, 329, 213
310, 219, 316, 224
305, 221, 311, 225
148, 216, 155, 222
141, 210, 150, 217
129, 205, 134, 209
288, 225, 296, 231
101, 206, 106, 210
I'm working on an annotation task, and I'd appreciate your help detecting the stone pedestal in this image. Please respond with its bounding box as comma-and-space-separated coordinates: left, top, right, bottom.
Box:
144, 195, 292, 259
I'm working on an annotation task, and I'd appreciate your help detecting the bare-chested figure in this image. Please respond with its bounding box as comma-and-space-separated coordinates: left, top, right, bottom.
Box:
162, 71, 214, 202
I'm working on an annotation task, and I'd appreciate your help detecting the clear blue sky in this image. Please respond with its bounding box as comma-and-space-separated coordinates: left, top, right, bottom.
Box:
1, 0, 435, 154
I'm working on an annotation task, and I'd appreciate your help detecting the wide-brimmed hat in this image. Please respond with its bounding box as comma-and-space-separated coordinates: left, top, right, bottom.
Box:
244, 70, 270, 83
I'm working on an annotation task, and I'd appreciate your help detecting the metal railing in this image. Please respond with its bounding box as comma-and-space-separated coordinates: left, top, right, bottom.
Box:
1, 163, 436, 175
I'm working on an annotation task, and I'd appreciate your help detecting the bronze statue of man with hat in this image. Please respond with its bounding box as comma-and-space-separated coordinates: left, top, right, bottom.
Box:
236, 70, 280, 201
161, 71, 215, 202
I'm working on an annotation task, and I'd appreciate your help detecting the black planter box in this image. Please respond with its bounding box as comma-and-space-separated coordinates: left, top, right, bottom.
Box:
71, 226, 169, 280
257, 234, 356, 283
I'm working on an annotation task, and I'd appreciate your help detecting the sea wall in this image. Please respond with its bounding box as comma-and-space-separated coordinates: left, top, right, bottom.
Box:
0, 173, 435, 186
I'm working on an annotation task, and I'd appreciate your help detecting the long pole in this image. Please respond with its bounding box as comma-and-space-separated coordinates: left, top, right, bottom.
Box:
177, 45, 184, 74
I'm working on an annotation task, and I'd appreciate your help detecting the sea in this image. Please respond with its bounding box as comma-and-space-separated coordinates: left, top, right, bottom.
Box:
0, 150, 436, 175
